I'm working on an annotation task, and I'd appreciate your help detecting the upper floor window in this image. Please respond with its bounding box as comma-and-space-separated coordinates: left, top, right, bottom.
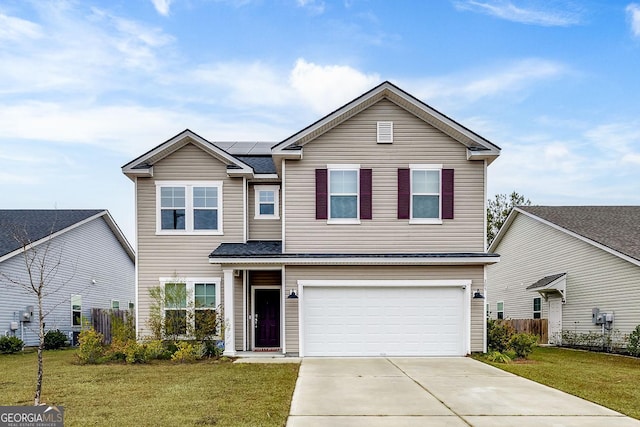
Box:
156, 181, 223, 235
316, 166, 372, 222
533, 297, 542, 319
329, 168, 359, 220
254, 185, 280, 219
398, 165, 454, 222
411, 167, 441, 222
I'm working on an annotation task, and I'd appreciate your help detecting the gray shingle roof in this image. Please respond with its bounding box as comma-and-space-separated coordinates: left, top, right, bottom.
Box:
526, 273, 566, 290
519, 206, 640, 262
209, 241, 500, 259
235, 156, 277, 174
0, 210, 104, 258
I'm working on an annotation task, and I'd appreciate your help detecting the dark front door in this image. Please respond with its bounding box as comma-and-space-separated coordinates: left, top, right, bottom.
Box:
254, 289, 280, 348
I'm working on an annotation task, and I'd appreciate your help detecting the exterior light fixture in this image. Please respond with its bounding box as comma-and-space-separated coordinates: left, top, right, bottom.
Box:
287, 289, 299, 299
473, 289, 484, 299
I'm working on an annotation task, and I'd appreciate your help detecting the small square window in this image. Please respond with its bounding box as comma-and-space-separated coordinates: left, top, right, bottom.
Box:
111, 300, 120, 310
254, 185, 280, 219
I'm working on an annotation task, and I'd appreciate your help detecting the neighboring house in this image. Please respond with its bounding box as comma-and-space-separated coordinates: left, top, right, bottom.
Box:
487, 206, 640, 345
0, 210, 135, 346
122, 81, 501, 357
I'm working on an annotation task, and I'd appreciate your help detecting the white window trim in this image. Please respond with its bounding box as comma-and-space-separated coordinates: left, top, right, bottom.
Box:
71, 294, 82, 327
327, 164, 361, 224
497, 301, 504, 320
159, 277, 222, 339
156, 181, 223, 235
254, 185, 280, 220
409, 164, 443, 225
111, 300, 120, 310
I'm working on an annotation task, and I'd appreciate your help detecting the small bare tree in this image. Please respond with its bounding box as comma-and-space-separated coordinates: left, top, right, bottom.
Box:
0, 221, 76, 405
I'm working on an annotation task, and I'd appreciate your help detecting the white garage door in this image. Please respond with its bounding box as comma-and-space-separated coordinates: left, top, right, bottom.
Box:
302, 286, 466, 357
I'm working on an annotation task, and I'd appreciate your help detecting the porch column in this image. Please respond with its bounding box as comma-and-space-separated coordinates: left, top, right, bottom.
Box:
223, 268, 236, 356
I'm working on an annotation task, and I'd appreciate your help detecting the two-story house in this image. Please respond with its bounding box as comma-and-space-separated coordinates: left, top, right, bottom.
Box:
122, 81, 501, 357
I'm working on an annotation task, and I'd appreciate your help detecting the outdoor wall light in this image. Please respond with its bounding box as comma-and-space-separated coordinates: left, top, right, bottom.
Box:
287, 289, 299, 299
473, 289, 484, 299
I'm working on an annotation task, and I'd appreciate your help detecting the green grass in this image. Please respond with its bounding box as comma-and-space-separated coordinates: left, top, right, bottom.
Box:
475, 346, 640, 419
0, 349, 299, 426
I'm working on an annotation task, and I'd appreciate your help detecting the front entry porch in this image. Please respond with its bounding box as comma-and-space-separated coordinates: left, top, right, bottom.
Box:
223, 269, 284, 356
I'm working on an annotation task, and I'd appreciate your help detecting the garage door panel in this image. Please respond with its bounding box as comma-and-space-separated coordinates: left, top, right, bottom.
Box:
303, 286, 465, 357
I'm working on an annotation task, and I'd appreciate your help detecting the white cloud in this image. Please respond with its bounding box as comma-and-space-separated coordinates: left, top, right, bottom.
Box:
408, 58, 566, 108
627, 3, 640, 38
0, 4, 175, 95
289, 59, 381, 113
453, 0, 583, 26
0, 13, 43, 40
296, 0, 326, 14
151, 0, 173, 16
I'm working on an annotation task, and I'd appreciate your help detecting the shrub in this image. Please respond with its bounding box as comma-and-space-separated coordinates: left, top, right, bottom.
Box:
487, 319, 514, 353
144, 340, 171, 360
509, 333, 538, 359
201, 340, 224, 358
44, 329, 68, 350
76, 328, 105, 364
0, 336, 24, 354
124, 340, 147, 364
628, 325, 640, 357
486, 350, 511, 363
171, 341, 203, 363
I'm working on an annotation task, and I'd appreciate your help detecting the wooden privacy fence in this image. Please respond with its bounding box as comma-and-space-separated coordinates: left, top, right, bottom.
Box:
499, 318, 548, 344
91, 308, 134, 344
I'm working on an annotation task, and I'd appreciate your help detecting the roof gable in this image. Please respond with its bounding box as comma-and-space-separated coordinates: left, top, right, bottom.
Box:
491, 206, 640, 267
0, 210, 134, 263
272, 81, 501, 164
122, 129, 254, 180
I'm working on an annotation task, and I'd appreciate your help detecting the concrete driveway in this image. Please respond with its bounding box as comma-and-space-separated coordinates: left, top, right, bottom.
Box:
287, 357, 640, 427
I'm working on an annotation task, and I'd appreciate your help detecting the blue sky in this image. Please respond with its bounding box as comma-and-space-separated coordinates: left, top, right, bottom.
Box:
1, 0, 640, 242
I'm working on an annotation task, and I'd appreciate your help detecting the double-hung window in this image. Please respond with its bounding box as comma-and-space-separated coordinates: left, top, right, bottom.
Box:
316, 165, 372, 222
164, 282, 188, 336
497, 301, 504, 320
254, 185, 280, 219
329, 165, 359, 222
156, 181, 222, 234
411, 165, 441, 223
194, 283, 218, 336
160, 278, 221, 338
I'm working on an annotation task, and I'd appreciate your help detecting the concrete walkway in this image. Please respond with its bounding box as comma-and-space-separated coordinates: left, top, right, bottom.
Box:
287, 357, 640, 427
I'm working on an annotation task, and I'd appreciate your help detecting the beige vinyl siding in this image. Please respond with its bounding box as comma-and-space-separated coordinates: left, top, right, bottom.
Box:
248, 183, 282, 240
284, 265, 485, 355
284, 99, 485, 254
136, 142, 244, 337
234, 273, 243, 350
488, 213, 640, 338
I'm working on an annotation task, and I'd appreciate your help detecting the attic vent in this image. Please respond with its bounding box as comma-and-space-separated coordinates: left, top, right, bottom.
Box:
377, 121, 393, 143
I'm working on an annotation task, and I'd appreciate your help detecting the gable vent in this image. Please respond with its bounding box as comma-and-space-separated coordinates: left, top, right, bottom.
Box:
377, 121, 393, 143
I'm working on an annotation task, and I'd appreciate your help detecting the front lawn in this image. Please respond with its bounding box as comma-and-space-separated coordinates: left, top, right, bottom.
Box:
475, 346, 640, 419
0, 349, 299, 426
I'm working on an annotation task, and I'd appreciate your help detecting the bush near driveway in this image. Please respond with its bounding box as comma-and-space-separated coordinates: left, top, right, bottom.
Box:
0, 349, 299, 427
476, 346, 640, 420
